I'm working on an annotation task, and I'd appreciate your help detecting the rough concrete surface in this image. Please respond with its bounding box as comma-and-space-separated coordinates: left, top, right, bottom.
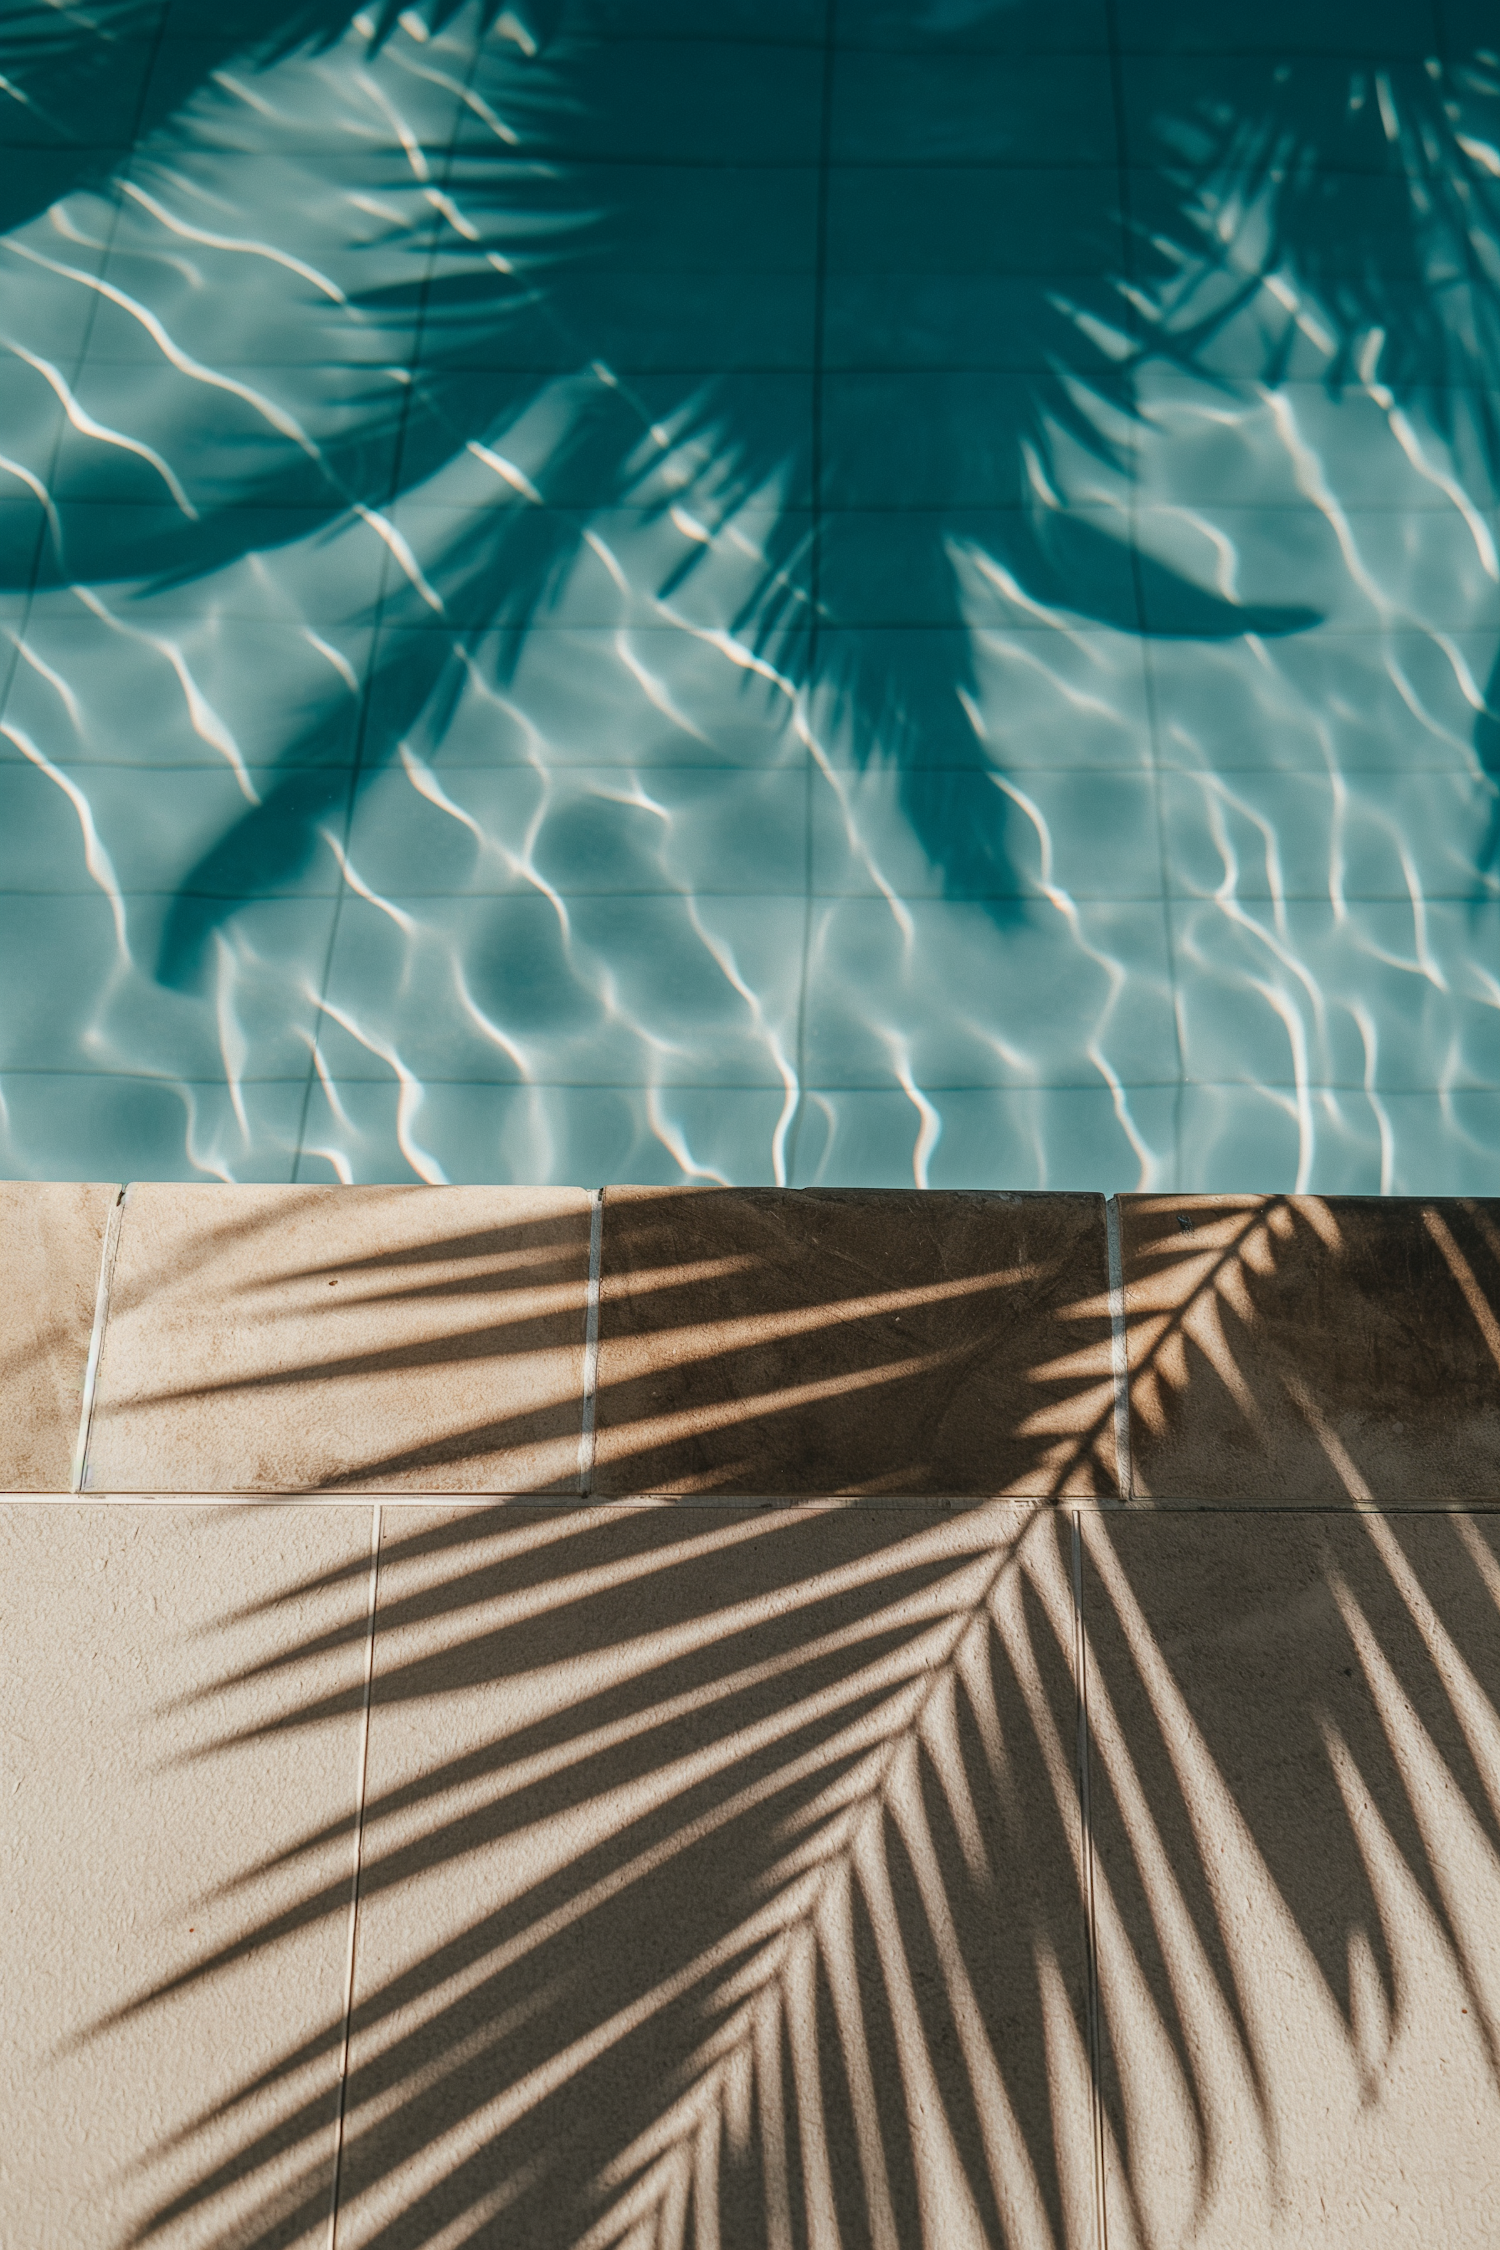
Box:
85, 1184, 592, 1495
593, 1187, 1116, 1497
8, 1186, 1500, 2247
0, 1182, 116, 1491
1, 1502, 374, 2249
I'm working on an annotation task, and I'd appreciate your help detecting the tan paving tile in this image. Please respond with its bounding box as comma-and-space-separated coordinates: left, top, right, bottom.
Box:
592, 1187, 1115, 1497
0, 1182, 116, 1491
1079, 1508, 1500, 2248
1120, 1194, 1500, 1503
1, 1500, 376, 2250
331, 1500, 1094, 2250
85, 1184, 592, 1495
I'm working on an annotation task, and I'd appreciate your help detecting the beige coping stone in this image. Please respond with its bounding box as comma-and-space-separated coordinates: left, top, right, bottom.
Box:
1, 1499, 376, 2250
325, 1499, 1096, 2250
592, 1186, 1116, 1497
1079, 1507, 1500, 2249
0, 1181, 117, 1492
84, 1183, 592, 1495
1119, 1193, 1500, 1503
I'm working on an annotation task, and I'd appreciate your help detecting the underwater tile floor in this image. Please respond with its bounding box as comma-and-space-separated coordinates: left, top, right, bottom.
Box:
1, 0, 1499, 1192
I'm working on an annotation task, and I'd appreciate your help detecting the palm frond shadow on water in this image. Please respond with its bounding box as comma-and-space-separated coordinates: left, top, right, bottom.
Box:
6, 0, 1500, 1043
100, 1209, 1500, 2249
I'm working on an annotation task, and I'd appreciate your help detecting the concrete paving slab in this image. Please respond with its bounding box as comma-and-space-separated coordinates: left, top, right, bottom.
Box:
84, 1184, 592, 1494
593, 1186, 1116, 1497
1079, 1507, 1500, 2247
0, 1500, 375, 2250
334, 1500, 1095, 2249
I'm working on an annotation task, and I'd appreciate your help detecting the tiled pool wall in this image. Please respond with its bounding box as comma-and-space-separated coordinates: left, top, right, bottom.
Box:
2, 0, 1499, 1192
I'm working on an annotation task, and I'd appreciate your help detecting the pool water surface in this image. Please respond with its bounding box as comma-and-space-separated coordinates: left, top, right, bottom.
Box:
2, 0, 1498, 1191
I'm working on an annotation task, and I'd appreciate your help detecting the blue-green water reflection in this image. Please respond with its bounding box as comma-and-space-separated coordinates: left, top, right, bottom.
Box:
2, 0, 1498, 1189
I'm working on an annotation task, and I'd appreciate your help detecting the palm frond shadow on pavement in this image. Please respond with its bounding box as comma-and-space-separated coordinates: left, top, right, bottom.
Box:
133, 1502, 1092, 2249
98, 1201, 1500, 2248
1122, 1195, 1500, 1503
93, 1187, 1122, 1502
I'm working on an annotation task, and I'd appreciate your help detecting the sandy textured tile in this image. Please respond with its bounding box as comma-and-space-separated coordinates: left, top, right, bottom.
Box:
0, 1500, 375, 2250
85, 1184, 591, 1494
592, 1187, 1115, 1496
0, 1182, 116, 1491
1121, 1194, 1500, 1503
329, 1500, 1093, 2250
1080, 1508, 1500, 2249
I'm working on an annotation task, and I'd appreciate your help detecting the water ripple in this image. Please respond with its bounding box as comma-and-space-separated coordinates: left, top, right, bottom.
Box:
0, 2, 1498, 1190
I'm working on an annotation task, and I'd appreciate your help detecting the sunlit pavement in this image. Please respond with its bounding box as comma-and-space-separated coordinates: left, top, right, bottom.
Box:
6, 1181, 1500, 2247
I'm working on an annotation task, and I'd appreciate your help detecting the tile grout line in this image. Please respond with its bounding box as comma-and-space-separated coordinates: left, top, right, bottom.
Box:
1072, 1510, 1110, 2250
780, 0, 838, 1189
71, 1184, 126, 1494
576, 1189, 604, 1497
1102, 0, 1187, 1189
1105, 1196, 1133, 1501
294, 35, 488, 1183
326, 1502, 382, 2250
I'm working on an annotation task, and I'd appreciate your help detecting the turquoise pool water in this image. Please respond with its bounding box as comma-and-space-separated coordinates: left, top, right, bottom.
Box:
1, 0, 1498, 1190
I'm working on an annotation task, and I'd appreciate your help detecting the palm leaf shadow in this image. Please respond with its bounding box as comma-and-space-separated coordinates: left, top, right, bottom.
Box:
1122, 1194, 1500, 1502
81, 1198, 1500, 2249
143, 0, 1339, 985
120, 1501, 1097, 2250
1077, 1497, 1500, 2242
30, 0, 1500, 1025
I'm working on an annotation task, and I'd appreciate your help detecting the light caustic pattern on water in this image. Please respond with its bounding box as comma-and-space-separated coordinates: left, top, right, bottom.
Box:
1, 0, 1499, 1190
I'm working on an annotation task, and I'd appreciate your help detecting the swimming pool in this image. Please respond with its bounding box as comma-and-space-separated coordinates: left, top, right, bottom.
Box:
2, 0, 1497, 1192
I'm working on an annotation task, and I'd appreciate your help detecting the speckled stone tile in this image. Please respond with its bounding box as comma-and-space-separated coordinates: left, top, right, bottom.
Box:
84, 1184, 591, 1494
1120, 1195, 1500, 1503
0, 1181, 116, 1491
591, 1186, 1115, 1497
1, 1500, 373, 2250
1080, 1506, 1500, 2248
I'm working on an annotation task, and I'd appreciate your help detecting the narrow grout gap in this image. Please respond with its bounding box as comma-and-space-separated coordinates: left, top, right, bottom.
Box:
326, 1502, 382, 2250
1072, 1509, 1110, 2250
1105, 1196, 1133, 1503
72, 1183, 127, 1495
577, 1188, 604, 1498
